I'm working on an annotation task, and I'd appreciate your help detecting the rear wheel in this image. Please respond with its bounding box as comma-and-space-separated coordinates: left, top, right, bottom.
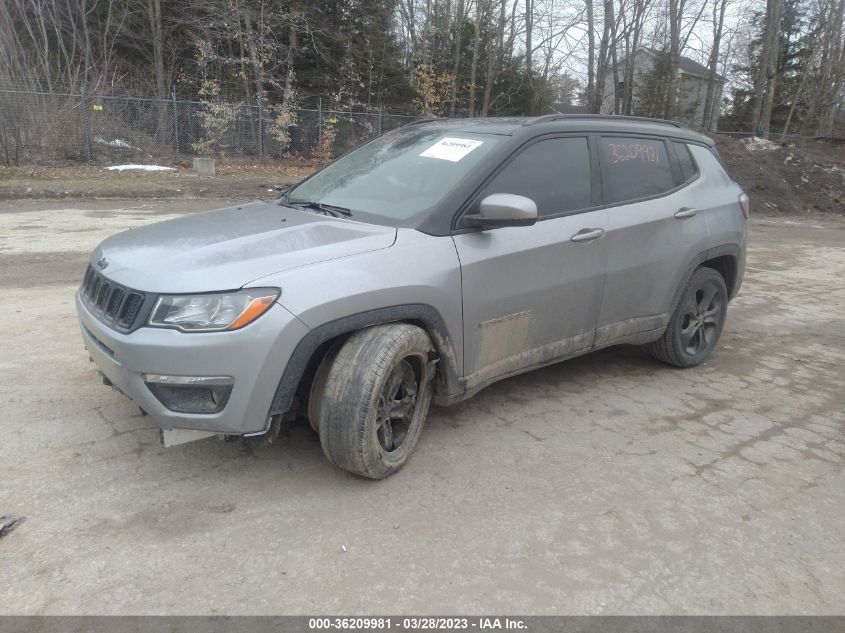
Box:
648, 266, 728, 368
317, 324, 435, 479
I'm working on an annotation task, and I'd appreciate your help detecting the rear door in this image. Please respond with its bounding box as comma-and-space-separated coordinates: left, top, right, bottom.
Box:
594, 136, 711, 346
452, 136, 610, 390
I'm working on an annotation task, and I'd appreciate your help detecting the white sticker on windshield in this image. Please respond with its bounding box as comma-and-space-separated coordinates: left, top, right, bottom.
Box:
419, 137, 484, 162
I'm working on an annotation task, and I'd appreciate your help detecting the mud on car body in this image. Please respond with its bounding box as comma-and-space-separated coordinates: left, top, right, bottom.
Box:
77, 114, 748, 479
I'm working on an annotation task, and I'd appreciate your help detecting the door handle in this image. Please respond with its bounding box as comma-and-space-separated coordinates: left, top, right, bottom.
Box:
570, 228, 605, 242
674, 207, 698, 218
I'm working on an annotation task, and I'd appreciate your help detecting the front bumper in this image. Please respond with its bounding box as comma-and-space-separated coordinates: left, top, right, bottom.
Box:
76, 290, 310, 435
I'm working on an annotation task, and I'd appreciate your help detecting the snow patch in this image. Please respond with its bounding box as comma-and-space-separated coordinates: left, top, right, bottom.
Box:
106, 164, 174, 172
95, 136, 137, 150
741, 137, 779, 151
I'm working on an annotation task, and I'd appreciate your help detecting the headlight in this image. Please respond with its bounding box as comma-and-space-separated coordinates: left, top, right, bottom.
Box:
148, 288, 280, 332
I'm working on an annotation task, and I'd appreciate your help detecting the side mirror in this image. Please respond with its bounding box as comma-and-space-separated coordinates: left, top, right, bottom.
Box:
463, 193, 538, 229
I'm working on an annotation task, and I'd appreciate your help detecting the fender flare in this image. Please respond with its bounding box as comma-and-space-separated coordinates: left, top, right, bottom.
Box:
707, 243, 745, 300
669, 244, 743, 315
268, 304, 462, 416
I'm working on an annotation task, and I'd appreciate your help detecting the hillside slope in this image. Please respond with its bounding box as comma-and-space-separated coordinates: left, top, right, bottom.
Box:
715, 135, 844, 216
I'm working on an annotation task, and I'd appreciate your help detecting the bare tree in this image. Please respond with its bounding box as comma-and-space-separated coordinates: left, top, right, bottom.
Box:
751, 0, 784, 136
586, 0, 597, 110
525, 0, 534, 108
449, 0, 467, 115
702, 0, 729, 129
481, 0, 506, 115
813, 0, 845, 134
468, 0, 483, 115
663, 0, 708, 119
592, 0, 614, 113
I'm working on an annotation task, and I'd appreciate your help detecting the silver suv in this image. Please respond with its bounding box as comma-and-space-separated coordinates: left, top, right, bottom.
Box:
77, 115, 748, 479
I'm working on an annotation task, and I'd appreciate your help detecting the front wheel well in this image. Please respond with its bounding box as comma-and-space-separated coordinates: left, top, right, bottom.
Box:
285, 318, 451, 420
699, 255, 737, 299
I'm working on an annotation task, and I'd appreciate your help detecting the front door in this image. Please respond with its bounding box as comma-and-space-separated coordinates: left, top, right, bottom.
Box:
452, 136, 609, 391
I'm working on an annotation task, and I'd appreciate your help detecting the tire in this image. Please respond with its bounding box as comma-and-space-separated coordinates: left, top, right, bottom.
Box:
648, 266, 728, 368
317, 324, 435, 479
307, 342, 341, 433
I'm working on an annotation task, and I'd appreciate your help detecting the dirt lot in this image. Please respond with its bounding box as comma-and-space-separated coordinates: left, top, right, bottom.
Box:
0, 161, 313, 200
0, 199, 843, 614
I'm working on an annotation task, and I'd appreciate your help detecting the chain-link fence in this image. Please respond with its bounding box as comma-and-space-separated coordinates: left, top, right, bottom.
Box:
0, 84, 421, 166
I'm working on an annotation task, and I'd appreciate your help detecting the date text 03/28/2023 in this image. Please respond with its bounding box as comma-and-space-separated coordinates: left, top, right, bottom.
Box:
308, 617, 528, 630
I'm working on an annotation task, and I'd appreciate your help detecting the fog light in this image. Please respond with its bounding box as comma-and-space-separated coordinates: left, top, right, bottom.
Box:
143, 374, 234, 414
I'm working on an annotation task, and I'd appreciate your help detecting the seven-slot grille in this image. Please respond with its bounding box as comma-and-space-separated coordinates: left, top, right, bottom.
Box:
80, 264, 146, 330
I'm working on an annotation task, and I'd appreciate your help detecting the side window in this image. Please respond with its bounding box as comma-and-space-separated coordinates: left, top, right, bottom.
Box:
673, 141, 698, 183
599, 137, 674, 204
688, 144, 733, 186
477, 137, 591, 217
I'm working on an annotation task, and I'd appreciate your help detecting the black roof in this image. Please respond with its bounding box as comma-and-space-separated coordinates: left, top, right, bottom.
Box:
549, 103, 589, 114
409, 114, 714, 145
407, 117, 527, 135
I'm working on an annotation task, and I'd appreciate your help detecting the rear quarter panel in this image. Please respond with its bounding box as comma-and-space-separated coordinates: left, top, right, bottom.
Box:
690, 144, 748, 262
689, 145, 748, 300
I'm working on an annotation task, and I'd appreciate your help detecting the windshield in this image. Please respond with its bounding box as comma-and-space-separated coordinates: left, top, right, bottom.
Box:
287, 128, 502, 224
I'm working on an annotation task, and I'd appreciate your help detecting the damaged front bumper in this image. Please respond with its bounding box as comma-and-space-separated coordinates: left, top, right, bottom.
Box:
76, 289, 310, 441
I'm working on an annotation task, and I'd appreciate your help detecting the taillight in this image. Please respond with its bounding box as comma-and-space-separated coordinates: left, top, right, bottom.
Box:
738, 193, 750, 219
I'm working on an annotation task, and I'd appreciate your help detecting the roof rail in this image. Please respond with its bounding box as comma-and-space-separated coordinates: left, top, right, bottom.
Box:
405, 118, 439, 126
526, 114, 687, 129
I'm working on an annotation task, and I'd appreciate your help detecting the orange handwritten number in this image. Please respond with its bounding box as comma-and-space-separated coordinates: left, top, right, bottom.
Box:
608, 142, 660, 164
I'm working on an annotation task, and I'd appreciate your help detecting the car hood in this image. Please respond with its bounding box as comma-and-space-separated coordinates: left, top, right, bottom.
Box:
90, 200, 397, 293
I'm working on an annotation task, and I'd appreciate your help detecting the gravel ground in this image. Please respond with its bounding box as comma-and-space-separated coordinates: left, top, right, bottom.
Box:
0, 163, 310, 200
0, 200, 843, 615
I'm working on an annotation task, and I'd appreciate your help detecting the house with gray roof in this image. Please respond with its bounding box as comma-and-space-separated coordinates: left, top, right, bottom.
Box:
600, 47, 725, 129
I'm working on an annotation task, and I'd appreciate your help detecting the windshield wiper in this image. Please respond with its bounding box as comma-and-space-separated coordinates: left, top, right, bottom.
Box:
288, 199, 352, 217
